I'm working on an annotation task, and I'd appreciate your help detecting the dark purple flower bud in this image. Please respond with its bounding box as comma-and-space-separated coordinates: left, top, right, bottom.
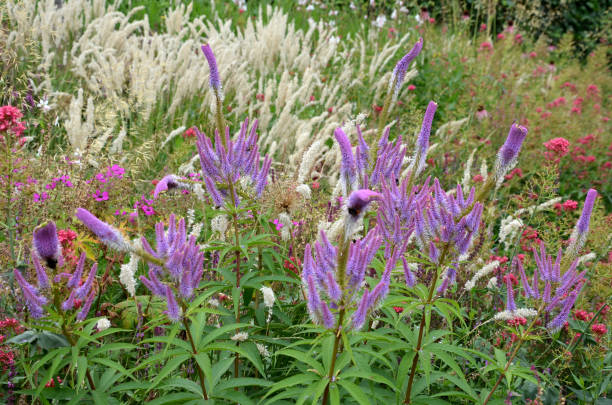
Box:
391, 37, 423, 96
164, 285, 181, 322
32, 255, 50, 290
201, 44, 221, 93
75, 208, 129, 252
495, 123, 527, 179
76, 289, 96, 321
347, 189, 382, 218
14, 269, 47, 318
153, 175, 189, 199
33, 221, 60, 269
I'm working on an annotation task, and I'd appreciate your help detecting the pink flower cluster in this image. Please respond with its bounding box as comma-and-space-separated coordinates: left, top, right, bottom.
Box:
0, 106, 26, 144
543, 137, 570, 161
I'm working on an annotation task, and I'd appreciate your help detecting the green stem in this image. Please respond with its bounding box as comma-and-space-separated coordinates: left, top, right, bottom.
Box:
403, 244, 450, 404
227, 179, 242, 379
321, 233, 350, 405
182, 316, 209, 400
61, 323, 96, 391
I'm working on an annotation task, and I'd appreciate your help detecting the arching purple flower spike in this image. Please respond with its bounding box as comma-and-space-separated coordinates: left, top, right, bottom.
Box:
201, 44, 222, 95
62, 289, 77, 311
67, 252, 86, 289
320, 301, 335, 329
547, 290, 579, 331
402, 257, 416, 287
567, 189, 598, 256
153, 175, 190, 199
14, 269, 48, 318
409, 101, 437, 178
75, 208, 130, 252
390, 37, 423, 97
347, 189, 382, 219
494, 123, 528, 183
33, 221, 61, 269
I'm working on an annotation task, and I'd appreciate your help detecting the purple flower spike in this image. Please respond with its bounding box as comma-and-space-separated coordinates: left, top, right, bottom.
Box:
33, 221, 60, 269
75, 208, 129, 252
14, 269, 48, 318
67, 252, 86, 289
164, 285, 181, 322
76, 289, 96, 321
567, 189, 598, 255
320, 301, 335, 329
62, 289, 77, 311
75, 263, 97, 299
505, 275, 517, 311
410, 101, 437, 177
335, 127, 357, 194
32, 255, 50, 290
201, 44, 221, 93
402, 257, 416, 287
495, 123, 528, 180
391, 37, 423, 95
347, 189, 382, 219
351, 289, 370, 330
547, 290, 578, 331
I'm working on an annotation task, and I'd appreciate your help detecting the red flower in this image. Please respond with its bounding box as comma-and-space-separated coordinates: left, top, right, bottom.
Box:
591, 323, 607, 335
393, 306, 404, 314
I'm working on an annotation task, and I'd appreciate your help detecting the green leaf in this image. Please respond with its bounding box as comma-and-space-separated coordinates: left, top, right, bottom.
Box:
76, 356, 88, 389
276, 348, 325, 374
262, 373, 317, 399
90, 357, 134, 379
206, 342, 265, 376
214, 377, 272, 392
338, 380, 370, 405
147, 353, 191, 390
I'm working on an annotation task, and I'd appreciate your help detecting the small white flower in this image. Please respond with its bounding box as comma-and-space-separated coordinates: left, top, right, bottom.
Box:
208, 298, 219, 308
306, 4, 314, 11
211, 215, 229, 240
493, 308, 537, 321
231, 332, 249, 342
296, 184, 312, 200
96, 318, 111, 331
120, 253, 139, 297
373, 14, 387, 28
260, 286, 275, 308
486, 277, 498, 289
37, 98, 51, 112
256, 343, 270, 358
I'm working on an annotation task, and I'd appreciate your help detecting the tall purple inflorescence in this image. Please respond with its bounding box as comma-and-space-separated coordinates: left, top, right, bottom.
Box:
196, 118, 271, 206
301, 224, 396, 331
138, 214, 205, 322
15, 224, 99, 322
494, 123, 528, 184
201, 44, 222, 96
409, 101, 437, 179
390, 37, 423, 97
567, 188, 598, 256
500, 242, 586, 331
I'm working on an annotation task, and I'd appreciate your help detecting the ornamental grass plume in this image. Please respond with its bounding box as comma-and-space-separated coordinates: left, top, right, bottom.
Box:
195, 118, 271, 206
